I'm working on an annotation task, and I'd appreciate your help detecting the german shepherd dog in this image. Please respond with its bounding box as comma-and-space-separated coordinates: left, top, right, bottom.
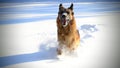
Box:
56, 3, 80, 55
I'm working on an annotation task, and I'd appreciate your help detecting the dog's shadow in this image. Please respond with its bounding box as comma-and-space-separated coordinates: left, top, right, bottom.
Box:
0, 40, 58, 67
0, 24, 99, 67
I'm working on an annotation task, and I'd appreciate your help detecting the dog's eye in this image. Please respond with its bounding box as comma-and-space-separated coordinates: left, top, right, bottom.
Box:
59, 11, 64, 14
61, 11, 64, 14
66, 11, 69, 14
72, 12, 74, 15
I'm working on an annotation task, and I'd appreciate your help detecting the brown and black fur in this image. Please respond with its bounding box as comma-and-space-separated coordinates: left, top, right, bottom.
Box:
56, 3, 80, 55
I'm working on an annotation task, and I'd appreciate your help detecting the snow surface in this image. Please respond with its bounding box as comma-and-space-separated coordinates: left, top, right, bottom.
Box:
0, 2, 120, 68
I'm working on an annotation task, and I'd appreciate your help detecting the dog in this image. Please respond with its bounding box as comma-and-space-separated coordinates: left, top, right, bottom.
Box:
56, 3, 80, 55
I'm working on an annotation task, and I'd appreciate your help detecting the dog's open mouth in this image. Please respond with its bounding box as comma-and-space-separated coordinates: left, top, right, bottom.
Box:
62, 18, 66, 25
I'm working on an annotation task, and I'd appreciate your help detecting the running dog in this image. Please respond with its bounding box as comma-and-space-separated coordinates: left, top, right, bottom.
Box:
56, 3, 80, 55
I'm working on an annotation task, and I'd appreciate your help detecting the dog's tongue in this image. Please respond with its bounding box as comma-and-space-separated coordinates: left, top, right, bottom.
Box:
63, 18, 66, 25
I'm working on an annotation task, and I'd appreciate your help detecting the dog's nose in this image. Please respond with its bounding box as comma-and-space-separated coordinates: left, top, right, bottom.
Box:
62, 15, 66, 18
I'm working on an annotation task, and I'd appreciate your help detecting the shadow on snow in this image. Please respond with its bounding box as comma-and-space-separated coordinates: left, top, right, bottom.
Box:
0, 40, 58, 67
0, 24, 98, 67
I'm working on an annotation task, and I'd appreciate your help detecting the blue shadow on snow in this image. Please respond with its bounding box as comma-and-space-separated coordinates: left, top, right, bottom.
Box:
0, 43, 58, 67
0, 24, 99, 67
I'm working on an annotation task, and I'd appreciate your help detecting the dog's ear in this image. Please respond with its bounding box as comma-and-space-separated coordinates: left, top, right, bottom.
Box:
59, 4, 62, 7
59, 4, 63, 11
68, 3, 73, 10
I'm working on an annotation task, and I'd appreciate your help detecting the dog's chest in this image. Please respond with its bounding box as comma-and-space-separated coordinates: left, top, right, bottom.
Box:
59, 26, 71, 36
58, 26, 72, 41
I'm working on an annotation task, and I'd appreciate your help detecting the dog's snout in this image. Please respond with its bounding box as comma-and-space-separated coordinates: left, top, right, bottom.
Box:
62, 13, 67, 18
62, 15, 66, 18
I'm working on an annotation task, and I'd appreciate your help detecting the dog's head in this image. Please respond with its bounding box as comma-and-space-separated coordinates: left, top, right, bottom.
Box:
58, 3, 74, 27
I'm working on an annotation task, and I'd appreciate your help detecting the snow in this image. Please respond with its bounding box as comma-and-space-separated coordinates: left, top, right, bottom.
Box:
0, 3, 120, 68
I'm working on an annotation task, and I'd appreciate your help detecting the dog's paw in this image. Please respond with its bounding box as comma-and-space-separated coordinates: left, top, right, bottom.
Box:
57, 48, 62, 55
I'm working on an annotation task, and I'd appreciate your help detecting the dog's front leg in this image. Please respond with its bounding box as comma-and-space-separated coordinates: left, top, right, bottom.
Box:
57, 43, 63, 55
57, 47, 62, 55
